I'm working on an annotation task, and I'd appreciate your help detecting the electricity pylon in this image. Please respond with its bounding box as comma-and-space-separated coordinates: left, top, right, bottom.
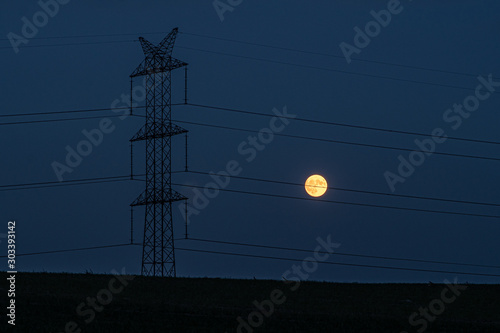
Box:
130, 28, 188, 277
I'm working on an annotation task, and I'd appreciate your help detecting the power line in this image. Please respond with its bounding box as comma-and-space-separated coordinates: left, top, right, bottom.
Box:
184, 103, 500, 146
187, 170, 500, 207
173, 183, 500, 220
3, 32, 497, 97
5, 171, 494, 223
0, 243, 135, 258
0, 112, 147, 126
2, 102, 498, 146
3, 29, 494, 84
0, 39, 136, 50
0, 178, 130, 192
0, 31, 168, 42
0, 175, 131, 191
5, 241, 498, 278
173, 118, 500, 162
3, 101, 498, 146
0, 103, 183, 120
0, 106, 132, 118
176, 247, 500, 278
1, 112, 498, 166
180, 31, 498, 81
0, 114, 125, 126
4, 171, 499, 234
177, 45, 500, 96
0, 173, 183, 192
3, 173, 497, 219
181, 238, 500, 269
1, 112, 498, 163
0, 175, 129, 188
3, 34, 498, 96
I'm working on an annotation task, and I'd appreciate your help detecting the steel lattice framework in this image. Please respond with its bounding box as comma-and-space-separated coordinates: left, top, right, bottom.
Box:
130, 28, 188, 277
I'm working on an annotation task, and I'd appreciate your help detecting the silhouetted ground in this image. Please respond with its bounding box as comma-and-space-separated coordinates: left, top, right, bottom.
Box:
1, 272, 499, 332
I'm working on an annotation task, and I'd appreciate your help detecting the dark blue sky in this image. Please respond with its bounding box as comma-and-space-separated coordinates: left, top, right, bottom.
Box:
1, 1, 499, 283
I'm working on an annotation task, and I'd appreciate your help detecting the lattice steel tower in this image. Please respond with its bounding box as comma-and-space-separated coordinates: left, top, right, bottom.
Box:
130, 28, 188, 277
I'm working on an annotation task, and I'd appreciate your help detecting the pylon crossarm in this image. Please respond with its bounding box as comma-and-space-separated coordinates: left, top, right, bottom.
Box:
131, 57, 187, 78
131, 189, 187, 206
131, 123, 188, 142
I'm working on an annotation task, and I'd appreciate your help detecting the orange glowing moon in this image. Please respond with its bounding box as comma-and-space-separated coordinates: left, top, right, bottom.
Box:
305, 175, 328, 197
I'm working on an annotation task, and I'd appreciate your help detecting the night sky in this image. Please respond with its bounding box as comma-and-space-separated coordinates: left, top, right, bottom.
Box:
1, 1, 499, 283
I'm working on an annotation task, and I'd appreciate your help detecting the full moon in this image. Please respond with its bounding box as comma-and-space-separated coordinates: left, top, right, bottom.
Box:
305, 175, 328, 197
